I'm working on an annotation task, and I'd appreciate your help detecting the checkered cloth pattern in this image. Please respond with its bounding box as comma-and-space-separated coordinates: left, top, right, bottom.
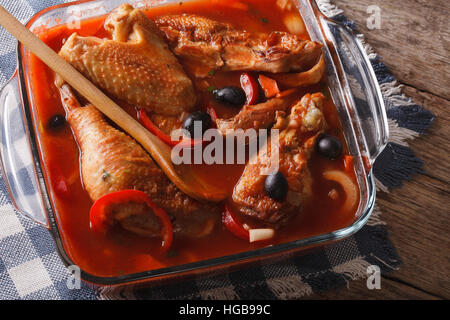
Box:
0, 0, 433, 300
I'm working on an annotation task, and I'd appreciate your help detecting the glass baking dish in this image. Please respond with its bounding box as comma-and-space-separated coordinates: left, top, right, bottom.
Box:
0, 0, 388, 287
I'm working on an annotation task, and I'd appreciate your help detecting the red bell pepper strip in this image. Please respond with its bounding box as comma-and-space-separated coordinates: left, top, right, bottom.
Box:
90, 190, 173, 252
240, 73, 260, 105
206, 106, 218, 127
343, 155, 354, 174
138, 109, 204, 148
258, 75, 280, 98
222, 205, 249, 241
138, 109, 179, 147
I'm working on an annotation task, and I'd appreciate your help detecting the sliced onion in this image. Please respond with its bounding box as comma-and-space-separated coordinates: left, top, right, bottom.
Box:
249, 228, 275, 243
194, 218, 216, 238
283, 13, 305, 35
276, 0, 293, 11
323, 170, 358, 213
213, 0, 248, 11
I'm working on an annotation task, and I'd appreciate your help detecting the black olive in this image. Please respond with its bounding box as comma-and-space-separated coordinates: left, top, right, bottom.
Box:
213, 86, 246, 106
316, 134, 343, 160
265, 171, 289, 201
48, 114, 66, 130
182, 111, 212, 138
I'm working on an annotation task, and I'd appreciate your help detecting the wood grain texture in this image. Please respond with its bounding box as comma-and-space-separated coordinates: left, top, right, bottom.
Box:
334, 0, 450, 100
309, 276, 442, 300
378, 85, 450, 299
304, 0, 450, 299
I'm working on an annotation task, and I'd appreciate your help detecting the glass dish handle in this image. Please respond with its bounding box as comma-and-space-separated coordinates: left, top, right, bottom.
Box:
0, 74, 49, 227
317, 11, 389, 165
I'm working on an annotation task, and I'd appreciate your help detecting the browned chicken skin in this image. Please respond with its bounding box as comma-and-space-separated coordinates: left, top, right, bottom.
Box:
215, 90, 300, 135
153, 13, 325, 133
155, 14, 324, 77
55, 4, 329, 236
56, 83, 218, 238
59, 3, 324, 138
59, 4, 196, 115
232, 93, 326, 227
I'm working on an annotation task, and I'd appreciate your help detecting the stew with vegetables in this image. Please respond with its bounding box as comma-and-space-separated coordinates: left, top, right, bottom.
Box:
27, 0, 360, 277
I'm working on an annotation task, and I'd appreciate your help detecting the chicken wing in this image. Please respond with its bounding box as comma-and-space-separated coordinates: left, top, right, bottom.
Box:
215, 89, 300, 135
59, 4, 196, 116
232, 93, 326, 227
155, 14, 323, 78
56, 82, 217, 238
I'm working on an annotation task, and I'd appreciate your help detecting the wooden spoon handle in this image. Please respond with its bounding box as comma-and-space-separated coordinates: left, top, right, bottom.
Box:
0, 6, 224, 201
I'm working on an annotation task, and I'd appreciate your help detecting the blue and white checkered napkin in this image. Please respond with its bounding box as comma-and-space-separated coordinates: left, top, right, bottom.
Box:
0, 0, 433, 300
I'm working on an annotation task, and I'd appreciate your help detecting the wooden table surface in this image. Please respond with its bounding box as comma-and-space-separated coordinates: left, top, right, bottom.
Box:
307, 0, 450, 299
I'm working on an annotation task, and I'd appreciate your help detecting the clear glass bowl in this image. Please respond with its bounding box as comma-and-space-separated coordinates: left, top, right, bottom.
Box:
0, 0, 388, 287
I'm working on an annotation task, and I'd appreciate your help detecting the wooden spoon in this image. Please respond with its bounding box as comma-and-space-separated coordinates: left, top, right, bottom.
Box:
0, 5, 226, 202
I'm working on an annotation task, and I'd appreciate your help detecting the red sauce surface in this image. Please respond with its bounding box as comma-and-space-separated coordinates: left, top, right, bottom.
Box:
25, 0, 359, 277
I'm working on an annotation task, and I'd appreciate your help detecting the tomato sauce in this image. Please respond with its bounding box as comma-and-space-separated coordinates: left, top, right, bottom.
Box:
26, 0, 359, 277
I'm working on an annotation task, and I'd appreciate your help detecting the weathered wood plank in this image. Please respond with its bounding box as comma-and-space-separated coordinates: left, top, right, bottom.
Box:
307, 276, 442, 300
316, 82, 450, 299
334, 0, 450, 99
376, 184, 450, 298
401, 85, 450, 182
311, 1, 450, 299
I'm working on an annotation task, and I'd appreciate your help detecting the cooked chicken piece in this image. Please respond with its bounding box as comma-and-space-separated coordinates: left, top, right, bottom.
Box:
155, 14, 323, 78
232, 93, 326, 226
271, 53, 326, 87
56, 82, 218, 238
216, 90, 299, 135
59, 4, 196, 116
148, 113, 184, 136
